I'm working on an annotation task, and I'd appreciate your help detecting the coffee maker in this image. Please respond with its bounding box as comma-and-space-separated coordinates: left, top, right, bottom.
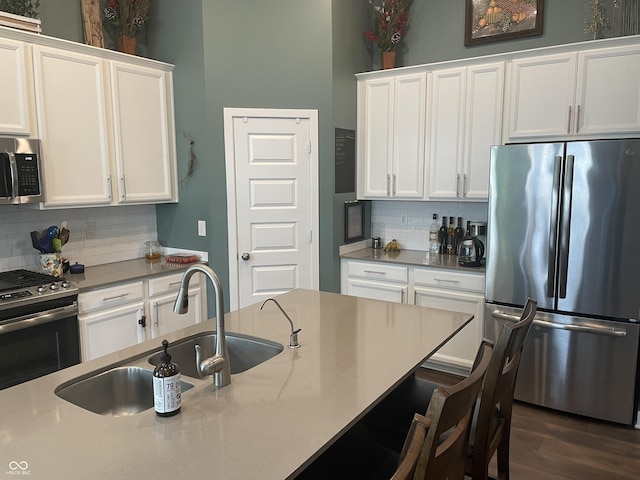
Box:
468, 222, 487, 258
459, 235, 484, 267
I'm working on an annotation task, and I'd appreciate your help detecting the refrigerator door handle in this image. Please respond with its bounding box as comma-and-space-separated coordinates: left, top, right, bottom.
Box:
491, 309, 629, 337
491, 310, 522, 323
532, 318, 628, 337
547, 155, 563, 298
557, 155, 574, 299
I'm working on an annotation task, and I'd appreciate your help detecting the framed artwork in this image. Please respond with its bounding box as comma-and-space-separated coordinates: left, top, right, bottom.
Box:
344, 201, 365, 244
465, 0, 544, 46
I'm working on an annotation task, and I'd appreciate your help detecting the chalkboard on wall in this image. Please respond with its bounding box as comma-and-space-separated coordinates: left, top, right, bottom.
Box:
335, 128, 355, 194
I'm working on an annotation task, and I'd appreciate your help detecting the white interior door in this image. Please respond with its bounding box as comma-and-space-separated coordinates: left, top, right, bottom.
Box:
224, 108, 319, 310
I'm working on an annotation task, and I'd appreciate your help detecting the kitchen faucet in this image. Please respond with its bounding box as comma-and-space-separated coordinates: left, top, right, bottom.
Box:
173, 264, 231, 388
259, 298, 301, 349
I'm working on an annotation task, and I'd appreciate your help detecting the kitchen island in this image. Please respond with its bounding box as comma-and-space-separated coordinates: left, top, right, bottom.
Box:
1, 289, 472, 479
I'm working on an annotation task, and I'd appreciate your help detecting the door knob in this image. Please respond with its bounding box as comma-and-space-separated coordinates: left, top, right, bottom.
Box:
241, 252, 250, 261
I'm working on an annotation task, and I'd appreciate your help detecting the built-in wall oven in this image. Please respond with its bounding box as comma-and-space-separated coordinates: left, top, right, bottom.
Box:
0, 270, 79, 390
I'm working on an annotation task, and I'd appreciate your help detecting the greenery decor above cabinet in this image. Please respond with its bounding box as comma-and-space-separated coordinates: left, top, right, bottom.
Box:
357, 72, 426, 199
0, 26, 178, 208
504, 44, 640, 142
427, 62, 504, 201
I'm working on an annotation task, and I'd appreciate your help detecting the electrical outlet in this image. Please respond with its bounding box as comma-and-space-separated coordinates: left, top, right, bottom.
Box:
198, 220, 206, 237
86, 221, 96, 239
401, 214, 408, 226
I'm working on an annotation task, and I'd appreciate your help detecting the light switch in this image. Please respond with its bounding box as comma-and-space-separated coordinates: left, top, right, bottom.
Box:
198, 220, 206, 237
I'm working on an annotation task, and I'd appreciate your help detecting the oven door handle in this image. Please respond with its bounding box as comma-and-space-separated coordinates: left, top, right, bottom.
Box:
0, 302, 78, 334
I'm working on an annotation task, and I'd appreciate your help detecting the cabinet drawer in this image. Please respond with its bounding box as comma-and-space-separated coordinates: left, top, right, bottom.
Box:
148, 271, 198, 297
347, 261, 408, 283
412, 268, 484, 293
78, 281, 144, 313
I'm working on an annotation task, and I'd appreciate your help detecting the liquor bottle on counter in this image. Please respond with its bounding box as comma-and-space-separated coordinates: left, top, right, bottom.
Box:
454, 217, 464, 255
429, 214, 440, 256
446, 216, 455, 255
438, 217, 447, 254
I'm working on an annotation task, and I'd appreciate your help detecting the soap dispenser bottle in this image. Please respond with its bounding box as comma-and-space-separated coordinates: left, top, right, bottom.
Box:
153, 339, 182, 417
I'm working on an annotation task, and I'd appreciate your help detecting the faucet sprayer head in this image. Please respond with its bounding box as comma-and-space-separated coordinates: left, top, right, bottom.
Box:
173, 287, 189, 314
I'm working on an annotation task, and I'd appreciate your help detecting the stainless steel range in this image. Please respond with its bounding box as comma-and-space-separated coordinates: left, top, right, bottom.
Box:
0, 269, 80, 390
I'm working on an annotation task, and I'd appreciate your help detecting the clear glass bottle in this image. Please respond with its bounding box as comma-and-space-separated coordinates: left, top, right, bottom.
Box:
429, 214, 440, 256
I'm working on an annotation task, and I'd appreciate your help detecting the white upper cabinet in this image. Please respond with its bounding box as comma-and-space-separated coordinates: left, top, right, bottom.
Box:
427, 62, 504, 201
576, 45, 640, 137
110, 61, 176, 203
504, 52, 576, 141
1, 27, 177, 208
505, 43, 640, 142
32, 45, 113, 207
357, 72, 426, 199
0, 37, 34, 136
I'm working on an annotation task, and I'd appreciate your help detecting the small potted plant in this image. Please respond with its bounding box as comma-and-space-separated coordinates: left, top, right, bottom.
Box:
0, 0, 41, 33
363, 0, 412, 69
102, 0, 150, 55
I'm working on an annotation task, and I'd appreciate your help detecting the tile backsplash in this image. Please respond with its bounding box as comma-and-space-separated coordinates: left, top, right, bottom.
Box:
0, 204, 157, 272
371, 200, 488, 251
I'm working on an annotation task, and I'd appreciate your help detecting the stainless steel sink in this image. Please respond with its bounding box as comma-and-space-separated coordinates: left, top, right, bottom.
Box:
55, 366, 194, 416
148, 332, 284, 378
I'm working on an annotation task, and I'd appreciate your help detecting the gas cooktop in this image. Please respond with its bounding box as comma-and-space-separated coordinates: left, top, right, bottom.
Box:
0, 269, 78, 310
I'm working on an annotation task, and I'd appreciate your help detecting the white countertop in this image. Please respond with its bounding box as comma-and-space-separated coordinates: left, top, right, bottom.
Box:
69, 256, 204, 291
340, 248, 486, 272
0, 289, 472, 479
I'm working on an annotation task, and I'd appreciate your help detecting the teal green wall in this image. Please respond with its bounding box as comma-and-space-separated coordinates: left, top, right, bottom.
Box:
148, 0, 340, 309
331, 0, 371, 288
33, 0, 614, 306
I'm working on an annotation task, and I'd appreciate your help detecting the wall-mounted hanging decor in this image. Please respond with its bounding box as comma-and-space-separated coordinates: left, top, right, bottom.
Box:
335, 128, 355, 194
465, 0, 544, 46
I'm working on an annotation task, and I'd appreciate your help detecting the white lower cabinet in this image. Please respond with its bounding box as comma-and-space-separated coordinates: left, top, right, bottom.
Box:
411, 267, 484, 375
341, 260, 408, 304
340, 258, 484, 374
148, 272, 204, 339
79, 301, 146, 361
78, 281, 145, 361
78, 272, 206, 361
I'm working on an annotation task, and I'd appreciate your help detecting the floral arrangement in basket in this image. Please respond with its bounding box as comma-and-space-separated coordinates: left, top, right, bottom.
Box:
102, 0, 150, 37
363, 0, 412, 52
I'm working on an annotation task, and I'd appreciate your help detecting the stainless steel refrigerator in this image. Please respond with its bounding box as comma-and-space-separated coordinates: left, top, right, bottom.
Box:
485, 139, 640, 425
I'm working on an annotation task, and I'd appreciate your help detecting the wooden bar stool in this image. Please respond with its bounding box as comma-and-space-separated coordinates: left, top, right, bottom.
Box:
364, 298, 537, 480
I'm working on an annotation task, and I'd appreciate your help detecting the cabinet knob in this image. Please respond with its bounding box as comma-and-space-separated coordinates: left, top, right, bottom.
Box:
241, 252, 250, 261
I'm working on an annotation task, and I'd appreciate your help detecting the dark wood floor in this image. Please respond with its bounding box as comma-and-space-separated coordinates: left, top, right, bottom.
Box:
416, 369, 640, 480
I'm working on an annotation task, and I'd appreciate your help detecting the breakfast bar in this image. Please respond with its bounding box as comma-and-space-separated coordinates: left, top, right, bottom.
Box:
1, 289, 472, 479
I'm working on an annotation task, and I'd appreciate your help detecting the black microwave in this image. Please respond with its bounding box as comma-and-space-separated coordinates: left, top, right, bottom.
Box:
0, 137, 43, 205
